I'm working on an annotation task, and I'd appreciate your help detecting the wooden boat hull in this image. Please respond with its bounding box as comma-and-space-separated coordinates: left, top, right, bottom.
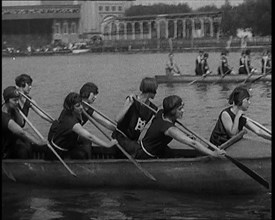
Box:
155, 74, 271, 84
2, 138, 271, 194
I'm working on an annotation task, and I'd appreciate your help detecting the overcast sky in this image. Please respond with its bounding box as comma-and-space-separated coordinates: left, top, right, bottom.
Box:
134, 0, 244, 9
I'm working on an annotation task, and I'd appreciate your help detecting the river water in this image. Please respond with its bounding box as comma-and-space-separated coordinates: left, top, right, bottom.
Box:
2, 51, 271, 219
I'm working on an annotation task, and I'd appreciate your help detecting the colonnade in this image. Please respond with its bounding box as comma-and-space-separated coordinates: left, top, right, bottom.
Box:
102, 16, 221, 41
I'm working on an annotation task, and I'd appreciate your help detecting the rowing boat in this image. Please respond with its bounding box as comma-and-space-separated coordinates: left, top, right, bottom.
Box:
155, 74, 271, 84
2, 138, 270, 194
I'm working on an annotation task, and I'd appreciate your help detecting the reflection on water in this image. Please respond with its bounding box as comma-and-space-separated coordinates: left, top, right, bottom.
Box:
2, 52, 271, 219
2, 183, 272, 220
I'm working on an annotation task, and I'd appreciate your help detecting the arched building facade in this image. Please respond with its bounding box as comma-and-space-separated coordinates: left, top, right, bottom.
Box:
101, 12, 222, 41
2, 0, 222, 49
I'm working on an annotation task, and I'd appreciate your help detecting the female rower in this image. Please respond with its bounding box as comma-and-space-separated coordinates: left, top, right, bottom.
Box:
217, 51, 232, 76
78, 82, 117, 156
79, 82, 116, 130
112, 77, 158, 158
195, 50, 204, 75
46, 92, 117, 160
210, 86, 271, 146
165, 52, 181, 76
134, 95, 225, 159
261, 50, 272, 75
238, 49, 255, 75
2, 86, 45, 159
15, 74, 52, 123
196, 52, 211, 76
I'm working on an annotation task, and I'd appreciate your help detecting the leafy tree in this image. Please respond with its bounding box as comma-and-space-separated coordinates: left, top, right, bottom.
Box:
124, 0, 271, 36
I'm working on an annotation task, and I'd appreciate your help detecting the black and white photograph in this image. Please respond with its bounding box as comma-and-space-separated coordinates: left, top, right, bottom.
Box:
2, 0, 271, 219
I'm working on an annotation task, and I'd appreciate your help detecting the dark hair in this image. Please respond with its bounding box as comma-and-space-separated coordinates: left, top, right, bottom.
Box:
139, 77, 158, 94
63, 92, 82, 112
3, 86, 20, 103
245, 49, 251, 55
15, 74, 33, 87
228, 86, 250, 106
79, 82, 98, 99
163, 95, 184, 116
204, 52, 209, 58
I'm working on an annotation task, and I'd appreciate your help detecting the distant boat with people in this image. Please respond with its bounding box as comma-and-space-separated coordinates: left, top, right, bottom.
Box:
71, 42, 90, 54
155, 73, 271, 84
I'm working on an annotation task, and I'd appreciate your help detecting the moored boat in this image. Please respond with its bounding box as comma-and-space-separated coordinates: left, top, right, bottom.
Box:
2, 138, 271, 194
155, 74, 271, 84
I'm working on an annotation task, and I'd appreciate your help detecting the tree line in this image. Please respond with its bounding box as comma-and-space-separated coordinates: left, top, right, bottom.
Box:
124, 0, 271, 37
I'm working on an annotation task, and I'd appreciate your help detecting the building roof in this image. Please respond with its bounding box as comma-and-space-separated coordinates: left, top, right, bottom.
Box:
2, 4, 81, 20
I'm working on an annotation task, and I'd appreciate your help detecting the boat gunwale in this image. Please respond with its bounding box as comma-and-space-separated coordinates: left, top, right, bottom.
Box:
2, 154, 271, 165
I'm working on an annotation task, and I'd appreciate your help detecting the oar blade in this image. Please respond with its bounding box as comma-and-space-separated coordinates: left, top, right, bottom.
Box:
83, 110, 156, 182
115, 144, 157, 182
2, 163, 16, 182
225, 155, 269, 189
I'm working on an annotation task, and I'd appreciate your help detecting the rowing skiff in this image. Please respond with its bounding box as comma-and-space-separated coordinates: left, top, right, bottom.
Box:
2, 138, 271, 194
155, 74, 271, 84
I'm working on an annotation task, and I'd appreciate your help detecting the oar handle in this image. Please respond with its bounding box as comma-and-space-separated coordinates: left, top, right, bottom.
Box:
82, 101, 127, 137
18, 109, 45, 141
82, 110, 156, 182
219, 130, 247, 150
18, 91, 55, 122
82, 101, 116, 126
133, 97, 157, 114
18, 109, 77, 177
245, 116, 271, 135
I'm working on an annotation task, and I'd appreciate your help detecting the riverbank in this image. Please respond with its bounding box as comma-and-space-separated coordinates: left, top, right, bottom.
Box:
2, 36, 271, 57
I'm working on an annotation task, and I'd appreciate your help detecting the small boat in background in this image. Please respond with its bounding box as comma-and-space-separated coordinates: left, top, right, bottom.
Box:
71, 42, 90, 54
155, 74, 271, 84
2, 138, 271, 194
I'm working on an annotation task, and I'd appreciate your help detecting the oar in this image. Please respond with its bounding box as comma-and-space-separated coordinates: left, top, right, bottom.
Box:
245, 116, 271, 136
18, 109, 77, 177
18, 91, 55, 122
219, 130, 247, 150
175, 120, 269, 189
211, 67, 233, 85
82, 101, 127, 137
82, 101, 116, 126
242, 68, 257, 84
245, 69, 271, 85
2, 162, 16, 182
82, 110, 156, 182
133, 98, 269, 189
188, 71, 212, 86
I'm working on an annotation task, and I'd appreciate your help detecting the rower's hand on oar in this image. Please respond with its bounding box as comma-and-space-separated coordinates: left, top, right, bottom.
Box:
212, 148, 226, 158
108, 139, 118, 148
127, 94, 135, 104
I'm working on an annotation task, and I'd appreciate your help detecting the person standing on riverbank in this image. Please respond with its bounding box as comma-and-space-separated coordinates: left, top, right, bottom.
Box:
112, 77, 158, 158
165, 52, 181, 76
2, 86, 45, 159
15, 74, 53, 124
